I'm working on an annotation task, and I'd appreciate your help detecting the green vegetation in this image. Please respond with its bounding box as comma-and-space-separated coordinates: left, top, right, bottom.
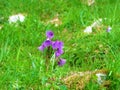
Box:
0, 0, 120, 89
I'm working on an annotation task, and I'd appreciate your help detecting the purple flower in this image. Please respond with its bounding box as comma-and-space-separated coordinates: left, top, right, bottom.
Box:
43, 40, 52, 47
46, 30, 54, 39
52, 41, 57, 49
52, 41, 64, 49
106, 26, 112, 32
38, 40, 52, 51
38, 44, 45, 51
58, 58, 66, 66
55, 48, 64, 57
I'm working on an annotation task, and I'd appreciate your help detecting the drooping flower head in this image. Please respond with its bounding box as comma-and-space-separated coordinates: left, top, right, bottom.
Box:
46, 30, 54, 39
44, 40, 52, 47
38, 40, 52, 51
38, 44, 45, 51
52, 41, 64, 49
52, 41, 64, 57
55, 48, 64, 57
58, 58, 66, 66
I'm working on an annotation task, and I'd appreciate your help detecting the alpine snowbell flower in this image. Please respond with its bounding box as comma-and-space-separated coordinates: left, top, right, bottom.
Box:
52, 41, 63, 49
58, 58, 66, 66
46, 30, 54, 39
44, 40, 52, 47
55, 48, 64, 57
38, 30, 66, 69
38, 44, 45, 51
38, 40, 52, 51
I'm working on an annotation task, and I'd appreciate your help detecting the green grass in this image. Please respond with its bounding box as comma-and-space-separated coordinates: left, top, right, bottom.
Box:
0, 0, 120, 89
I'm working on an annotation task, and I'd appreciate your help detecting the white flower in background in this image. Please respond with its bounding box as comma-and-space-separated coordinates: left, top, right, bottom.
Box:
8, 14, 25, 24
84, 18, 105, 34
84, 26, 92, 34
91, 18, 102, 28
106, 26, 112, 32
96, 73, 107, 84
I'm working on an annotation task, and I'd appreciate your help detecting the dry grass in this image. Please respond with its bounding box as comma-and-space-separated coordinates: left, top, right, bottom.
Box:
62, 69, 110, 90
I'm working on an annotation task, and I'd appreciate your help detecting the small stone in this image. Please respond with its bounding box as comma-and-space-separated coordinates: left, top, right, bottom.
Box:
96, 73, 107, 84
8, 13, 25, 24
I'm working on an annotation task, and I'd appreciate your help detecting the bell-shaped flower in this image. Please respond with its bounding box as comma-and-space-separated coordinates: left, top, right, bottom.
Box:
38, 40, 52, 51
46, 30, 54, 39
55, 48, 64, 57
52, 41, 64, 49
58, 58, 66, 66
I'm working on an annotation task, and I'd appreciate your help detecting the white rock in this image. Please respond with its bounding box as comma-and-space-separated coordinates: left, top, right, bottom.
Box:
84, 26, 92, 34
8, 14, 25, 24
96, 73, 107, 84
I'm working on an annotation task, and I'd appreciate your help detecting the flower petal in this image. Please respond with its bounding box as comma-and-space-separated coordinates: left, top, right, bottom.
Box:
46, 30, 54, 39
58, 58, 66, 66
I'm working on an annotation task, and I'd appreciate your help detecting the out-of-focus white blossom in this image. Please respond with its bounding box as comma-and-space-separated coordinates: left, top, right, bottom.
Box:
84, 18, 104, 34
106, 26, 112, 32
91, 18, 102, 28
84, 26, 92, 34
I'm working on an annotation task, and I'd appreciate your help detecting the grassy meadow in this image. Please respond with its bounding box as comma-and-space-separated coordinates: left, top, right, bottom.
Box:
0, 0, 120, 89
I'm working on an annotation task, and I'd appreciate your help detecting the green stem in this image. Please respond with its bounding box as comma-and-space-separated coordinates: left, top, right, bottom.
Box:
45, 46, 51, 71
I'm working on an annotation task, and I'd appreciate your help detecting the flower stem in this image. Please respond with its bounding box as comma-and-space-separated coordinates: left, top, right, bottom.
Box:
45, 46, 51, 71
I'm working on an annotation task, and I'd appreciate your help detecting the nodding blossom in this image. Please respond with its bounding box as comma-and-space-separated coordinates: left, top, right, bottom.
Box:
44, 40, 52, 47
58, 58, 66, 66
46, 30, 54, 39
55, 48, 64, 57
52, 41, 64, 49
38, 44, 45, 51
52, 40, 64, 57
38, 40, 52, 51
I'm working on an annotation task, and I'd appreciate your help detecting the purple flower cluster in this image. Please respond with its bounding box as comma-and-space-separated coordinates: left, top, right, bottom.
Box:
38, 30, 66, 66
